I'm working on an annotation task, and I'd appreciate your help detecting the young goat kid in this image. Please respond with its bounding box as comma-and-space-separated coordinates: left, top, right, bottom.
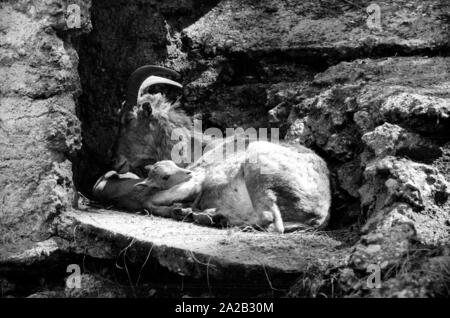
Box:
92, 160, 193, 218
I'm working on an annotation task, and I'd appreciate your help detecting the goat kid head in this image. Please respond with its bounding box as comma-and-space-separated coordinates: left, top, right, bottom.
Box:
135, 160, 193, 189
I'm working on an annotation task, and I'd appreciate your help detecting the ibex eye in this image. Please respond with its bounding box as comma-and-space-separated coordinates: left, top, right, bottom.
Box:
162, 175, 170, 181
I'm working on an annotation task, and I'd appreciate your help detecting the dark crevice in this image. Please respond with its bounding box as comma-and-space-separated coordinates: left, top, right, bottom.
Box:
198, 43, 450, 71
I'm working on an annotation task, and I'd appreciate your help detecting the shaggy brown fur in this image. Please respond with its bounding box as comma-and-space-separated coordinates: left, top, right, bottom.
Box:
114, 94, 202, 174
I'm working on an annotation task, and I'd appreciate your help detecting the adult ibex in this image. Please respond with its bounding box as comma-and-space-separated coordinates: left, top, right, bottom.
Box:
112, 66, 195, 175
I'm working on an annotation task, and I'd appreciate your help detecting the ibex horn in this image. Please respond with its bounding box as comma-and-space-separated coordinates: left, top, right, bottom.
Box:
126, 65, 182, 107
137, 76, 182, 103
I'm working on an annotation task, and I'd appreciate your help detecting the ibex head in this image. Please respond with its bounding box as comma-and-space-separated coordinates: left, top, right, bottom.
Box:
112, 65, 191, 175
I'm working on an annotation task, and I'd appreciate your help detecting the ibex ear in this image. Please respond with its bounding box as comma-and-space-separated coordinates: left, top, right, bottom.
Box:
144, 164, 154, 172
142, 102, 152, 117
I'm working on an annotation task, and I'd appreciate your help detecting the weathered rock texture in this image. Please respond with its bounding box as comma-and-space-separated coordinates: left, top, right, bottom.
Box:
184, 0, 449, 57
286, 57, 450, 271
0, 0, 91, 245
56, 209, 349, 291
1, 0, 449, 298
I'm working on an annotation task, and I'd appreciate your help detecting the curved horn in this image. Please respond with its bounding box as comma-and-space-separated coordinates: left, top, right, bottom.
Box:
137, 75, 183, 103
126, 65, 181, 107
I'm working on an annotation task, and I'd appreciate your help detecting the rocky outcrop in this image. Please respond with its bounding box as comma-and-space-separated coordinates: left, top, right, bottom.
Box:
360, 158, 448, 234
27, 272, 127, 298
184, 0, 449, 59
287, 57, 450, 156
286, 57, 450, 278
0, 0, 91, 246
361, 123, 442, 161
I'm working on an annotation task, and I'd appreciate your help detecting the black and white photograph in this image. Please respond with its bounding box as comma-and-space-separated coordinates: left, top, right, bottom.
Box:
0, 0, 449, 304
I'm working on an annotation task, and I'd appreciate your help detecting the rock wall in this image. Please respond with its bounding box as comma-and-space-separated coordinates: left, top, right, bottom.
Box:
286, 56, 450, 278
0, 0, 91, 244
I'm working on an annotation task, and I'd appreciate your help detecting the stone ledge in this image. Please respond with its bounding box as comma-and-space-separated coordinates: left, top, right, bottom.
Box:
54, 208, 349, 283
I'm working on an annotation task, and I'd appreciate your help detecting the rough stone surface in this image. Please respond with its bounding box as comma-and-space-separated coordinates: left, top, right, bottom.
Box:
361, 157, 448, 212
282, 55, 450, 298
1, 0, 449, 298
55, 209, 350, 283
0, 238, 60, 265
361, 123, 442, 161
286, 57, 450, 234
0, 0, 91, 244
25, 273, 127, 298
64, 274, 127, 298
287, 57, 450, 157
184, 0, 449, 59
358, 156, 449, 250
368, 245, 450, 298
